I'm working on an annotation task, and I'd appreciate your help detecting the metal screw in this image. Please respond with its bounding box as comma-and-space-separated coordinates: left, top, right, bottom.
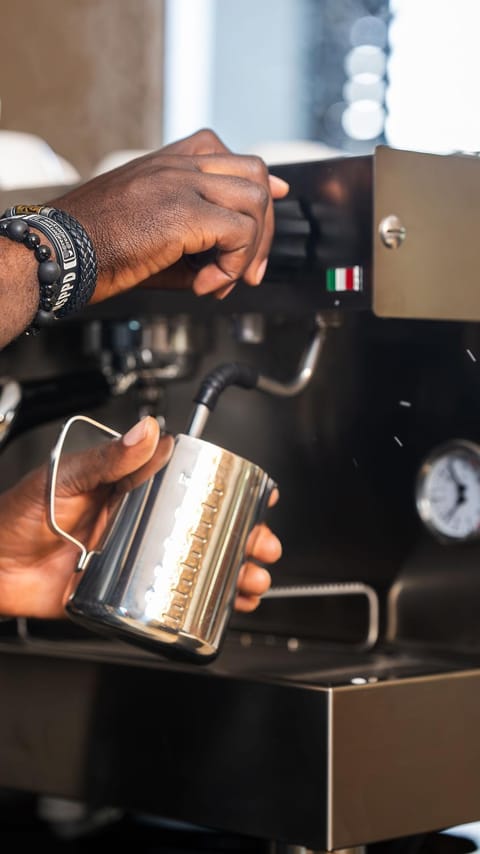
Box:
378, 214, 407, 249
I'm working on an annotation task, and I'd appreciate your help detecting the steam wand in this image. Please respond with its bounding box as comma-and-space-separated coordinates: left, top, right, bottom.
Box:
186, 313, 327, 439
184, 313, 381, 653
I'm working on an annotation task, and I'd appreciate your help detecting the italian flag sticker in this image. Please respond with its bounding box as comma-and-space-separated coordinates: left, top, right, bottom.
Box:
326, 266, 363, 292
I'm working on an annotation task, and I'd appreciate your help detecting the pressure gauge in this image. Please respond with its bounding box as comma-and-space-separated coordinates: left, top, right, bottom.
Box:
416, 439, 480, 542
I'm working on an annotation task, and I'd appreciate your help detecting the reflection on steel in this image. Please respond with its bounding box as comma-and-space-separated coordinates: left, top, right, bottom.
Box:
378, 213, 407, 249
84, 314, 200, 390
0, 378, 21, 447
83, 314, 202, 418
264, 582, 380, 650
256, 313, 326, 397
232, 313, 266, 344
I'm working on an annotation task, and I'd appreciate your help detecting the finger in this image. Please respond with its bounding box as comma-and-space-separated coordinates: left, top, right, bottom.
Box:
237, 563, 272, 597
197, 154, 274, 286
242, 175, 290, 286
56, 417, 172, 498
190, 207, 262, 297
161, 128, 231, 156
114, 430, 174, 495
182, 179, 269, 296
268, 487, 280, 508
196, 158, 288, 286
268, 174, 290, 199
233, 593, 262, 613
213, 282, 237, 300
197, 158, 288, 200
197, 154, 289, 199
196, 151, 269, 183
245, 523, 282, 564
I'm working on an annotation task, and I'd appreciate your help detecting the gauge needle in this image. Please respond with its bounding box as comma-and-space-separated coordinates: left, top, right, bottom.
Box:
445, 461, 467, 520
445, 498, 464, 521
448, 459, 464, 488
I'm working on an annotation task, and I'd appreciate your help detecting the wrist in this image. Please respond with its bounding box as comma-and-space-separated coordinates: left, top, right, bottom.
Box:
0, 217, 64, 335
0, 229, 49, 346
2, 205, 98, 325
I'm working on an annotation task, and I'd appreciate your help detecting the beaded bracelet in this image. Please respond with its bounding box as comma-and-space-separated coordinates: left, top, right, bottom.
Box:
3, 204, 98, 318
23, 214, 79, 313
0, 217, 61, 331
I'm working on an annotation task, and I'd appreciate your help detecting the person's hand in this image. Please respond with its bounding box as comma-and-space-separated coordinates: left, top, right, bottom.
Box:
0, 416, 281, 619
50, 128, 290, 303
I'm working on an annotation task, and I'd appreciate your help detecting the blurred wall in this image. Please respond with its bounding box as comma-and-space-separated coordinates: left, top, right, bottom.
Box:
0, 0, 165, 178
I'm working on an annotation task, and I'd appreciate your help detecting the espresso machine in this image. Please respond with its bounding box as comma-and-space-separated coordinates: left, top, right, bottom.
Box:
2, 145, 480, 853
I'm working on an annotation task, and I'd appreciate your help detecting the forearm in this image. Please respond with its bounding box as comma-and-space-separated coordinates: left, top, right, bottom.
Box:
0, 210, 81, 348
0, 238, 39, 348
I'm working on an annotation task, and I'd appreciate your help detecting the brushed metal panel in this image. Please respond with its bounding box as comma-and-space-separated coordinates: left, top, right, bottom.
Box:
373, 146, 480, 321
331, 669, 480, 849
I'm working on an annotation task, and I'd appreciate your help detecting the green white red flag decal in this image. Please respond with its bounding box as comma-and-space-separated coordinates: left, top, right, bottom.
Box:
326, 266, 363, 292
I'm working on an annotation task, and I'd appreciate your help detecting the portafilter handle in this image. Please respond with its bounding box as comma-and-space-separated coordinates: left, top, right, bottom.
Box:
0, 370, 112, 451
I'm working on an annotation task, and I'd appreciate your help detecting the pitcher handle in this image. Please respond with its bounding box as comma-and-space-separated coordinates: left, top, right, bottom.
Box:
48, 414, 121, 569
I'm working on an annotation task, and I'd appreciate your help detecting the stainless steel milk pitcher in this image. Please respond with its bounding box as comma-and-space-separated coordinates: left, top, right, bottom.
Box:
48, 418, 274, 661
47, 317, 326, 662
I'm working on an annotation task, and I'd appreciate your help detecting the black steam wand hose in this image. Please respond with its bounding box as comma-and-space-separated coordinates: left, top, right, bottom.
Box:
185, 314, 326, 439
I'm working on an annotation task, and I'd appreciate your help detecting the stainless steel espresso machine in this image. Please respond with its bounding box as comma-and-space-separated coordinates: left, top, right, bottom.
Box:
2, 146, 480, 853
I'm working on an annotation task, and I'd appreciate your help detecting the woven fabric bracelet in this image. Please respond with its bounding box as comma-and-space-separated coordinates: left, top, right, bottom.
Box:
2, 204, 98, 318
0, 217, 61, 329
41, 206, 97, 317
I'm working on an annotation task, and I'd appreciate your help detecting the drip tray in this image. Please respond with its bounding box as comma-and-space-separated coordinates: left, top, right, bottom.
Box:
215, 634, 472, 686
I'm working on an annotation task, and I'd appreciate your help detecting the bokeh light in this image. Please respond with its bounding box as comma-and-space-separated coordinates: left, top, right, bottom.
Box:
386, 0, 480, 154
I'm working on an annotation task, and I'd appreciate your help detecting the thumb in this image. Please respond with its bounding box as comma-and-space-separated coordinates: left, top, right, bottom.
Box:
268, 174, 290, 199
56, 416, 174, 498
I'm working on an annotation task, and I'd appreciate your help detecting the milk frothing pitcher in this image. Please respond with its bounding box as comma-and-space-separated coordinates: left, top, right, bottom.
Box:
49, 416, 273, 661
47, 315, 326, 662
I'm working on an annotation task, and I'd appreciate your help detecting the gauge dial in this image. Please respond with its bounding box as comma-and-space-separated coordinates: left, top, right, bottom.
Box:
416, 439, 480, 542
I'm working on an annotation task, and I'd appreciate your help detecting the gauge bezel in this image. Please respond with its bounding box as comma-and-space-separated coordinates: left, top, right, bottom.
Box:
415, 438, 480, 543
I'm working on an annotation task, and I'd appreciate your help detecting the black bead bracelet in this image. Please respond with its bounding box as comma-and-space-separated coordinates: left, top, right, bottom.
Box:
0, 217, 61, 323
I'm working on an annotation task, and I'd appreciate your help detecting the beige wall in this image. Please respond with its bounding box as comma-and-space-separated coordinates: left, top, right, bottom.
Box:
0, 0, 165, 178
